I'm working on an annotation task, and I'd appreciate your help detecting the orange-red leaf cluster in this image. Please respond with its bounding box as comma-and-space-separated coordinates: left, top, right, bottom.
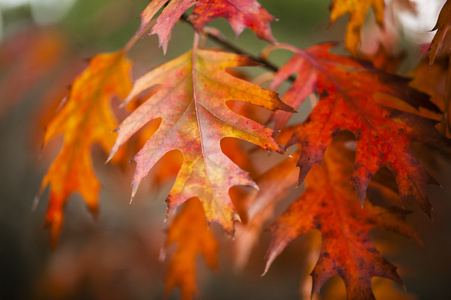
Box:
26, 0, 451, 298
272, 43, 449, 216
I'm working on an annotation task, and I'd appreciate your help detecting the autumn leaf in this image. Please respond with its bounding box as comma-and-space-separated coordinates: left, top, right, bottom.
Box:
108, 47, 293, 234
265, 137, 420, 300
418, 0, 451, 137
136, 0, 275, 53
128, 102, 254, 188
427, 0, 451, 66
329, 0, 385, 56
164, 198, 218, 300
136, 0, 196, 53
269, 56, 317, 130
410, 57, 451, 136
126, 91, 185, 186
189, 0, 276, 43
318, 276, 417, 300
234, 151, 299, 268
38, 50, 132, 247
360, 44, 406, 74
270, 43, 449, 217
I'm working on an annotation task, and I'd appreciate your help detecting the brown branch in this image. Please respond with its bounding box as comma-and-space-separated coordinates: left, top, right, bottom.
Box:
180, 14, 296, 83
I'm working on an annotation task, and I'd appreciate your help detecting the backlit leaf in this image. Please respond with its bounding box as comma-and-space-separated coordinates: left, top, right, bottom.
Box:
272, 43, 449, 216
38, 51, 132, 247
329, 0, 385, 56
164, 199, 218, 300
108, 48, 293, 234
136, 0, 196, 53
234, 151, 299, 268
189, 0, 276, 43
265, 137, 420, 300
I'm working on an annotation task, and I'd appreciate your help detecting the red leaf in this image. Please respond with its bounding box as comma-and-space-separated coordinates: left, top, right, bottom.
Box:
265, 137, 420, 299
189, 0, 276, 43
137, 0, 196, 53
272, 43, 449, 216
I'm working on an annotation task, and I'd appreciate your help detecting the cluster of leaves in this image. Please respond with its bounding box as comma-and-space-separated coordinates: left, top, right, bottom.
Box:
30, 0, 451, 299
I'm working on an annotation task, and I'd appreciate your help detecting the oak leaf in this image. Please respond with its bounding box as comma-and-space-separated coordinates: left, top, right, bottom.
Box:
136, 0, 275, 53
329, 0, 385, 56
108, 48, 293, 234
427, 0, 451, 66
127, 93, 185, 186
270, 56, 317, 131
189, 0, 276, 43
265, 138, 420, 300
136, 0, 197, 53
128, 100, 253, 188
164, 199, 218, 300
38, 51, 132, 247
271, 43, 448, 216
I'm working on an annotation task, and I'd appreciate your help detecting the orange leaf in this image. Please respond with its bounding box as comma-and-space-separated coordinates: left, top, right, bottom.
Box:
318, 276, 417, 300
410, 57, 451, 136
265, 137, 420, 299
234, 151, 299, 268
109, 48, 293, 234
329, 0, 385, 56
274, 43, 449, 216
38, 51, 132, 247
164, 199, 218, 300
428, 0, 451, 66
136, 0, 196, 53
360, 44, 406, 74
189, 0, 276, 43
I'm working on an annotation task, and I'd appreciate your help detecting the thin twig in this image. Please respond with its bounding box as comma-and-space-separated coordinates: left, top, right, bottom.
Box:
180, 13, 295, 83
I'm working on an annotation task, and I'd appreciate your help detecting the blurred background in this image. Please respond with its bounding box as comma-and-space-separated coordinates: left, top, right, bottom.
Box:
0, 0, 450, 299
